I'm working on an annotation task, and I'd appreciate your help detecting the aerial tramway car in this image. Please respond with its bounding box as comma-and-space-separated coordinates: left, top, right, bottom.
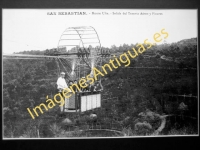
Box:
55, 26, 110, 114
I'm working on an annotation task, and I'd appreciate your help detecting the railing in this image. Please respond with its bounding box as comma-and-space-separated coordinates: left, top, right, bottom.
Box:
62, 91, 102, 113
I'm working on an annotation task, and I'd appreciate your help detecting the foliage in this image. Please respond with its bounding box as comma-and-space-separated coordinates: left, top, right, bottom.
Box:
3, 38, 198, 137
167, 125, 197, 135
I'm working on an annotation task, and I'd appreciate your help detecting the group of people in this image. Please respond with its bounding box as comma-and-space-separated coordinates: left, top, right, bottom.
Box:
56, 72, 103, 95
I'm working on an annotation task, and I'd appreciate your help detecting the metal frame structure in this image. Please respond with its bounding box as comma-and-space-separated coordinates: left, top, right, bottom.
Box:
51, 26, 110, 81
55, 26, 110, 113
61, 91, 102, 113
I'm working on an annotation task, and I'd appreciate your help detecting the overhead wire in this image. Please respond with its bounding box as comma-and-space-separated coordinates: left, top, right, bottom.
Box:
59, 58, 74, 79
55, 58, 60, 78
60, 57, 72, 71
57, 57, 71, 79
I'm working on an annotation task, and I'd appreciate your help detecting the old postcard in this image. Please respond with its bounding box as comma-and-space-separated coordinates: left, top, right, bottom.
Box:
2, 9, 198, 139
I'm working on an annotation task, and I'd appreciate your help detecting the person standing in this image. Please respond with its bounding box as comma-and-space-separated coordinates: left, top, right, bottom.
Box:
57, 72, 68, 93
56, 72, 68, 112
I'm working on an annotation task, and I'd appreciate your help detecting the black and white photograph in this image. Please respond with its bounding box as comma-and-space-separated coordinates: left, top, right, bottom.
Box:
2, 9, 198, 139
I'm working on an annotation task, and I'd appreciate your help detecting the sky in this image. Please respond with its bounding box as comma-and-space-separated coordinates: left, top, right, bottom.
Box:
2, 9, 197, 54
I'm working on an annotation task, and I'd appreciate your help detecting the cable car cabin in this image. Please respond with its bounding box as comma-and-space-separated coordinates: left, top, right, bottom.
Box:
60, 91, 101, 113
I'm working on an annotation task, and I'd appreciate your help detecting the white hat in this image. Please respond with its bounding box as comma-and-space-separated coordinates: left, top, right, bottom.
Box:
61, 72, 65, 75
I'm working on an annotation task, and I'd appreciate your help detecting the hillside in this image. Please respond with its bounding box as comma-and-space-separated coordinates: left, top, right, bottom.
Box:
3, 38, 198, 137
